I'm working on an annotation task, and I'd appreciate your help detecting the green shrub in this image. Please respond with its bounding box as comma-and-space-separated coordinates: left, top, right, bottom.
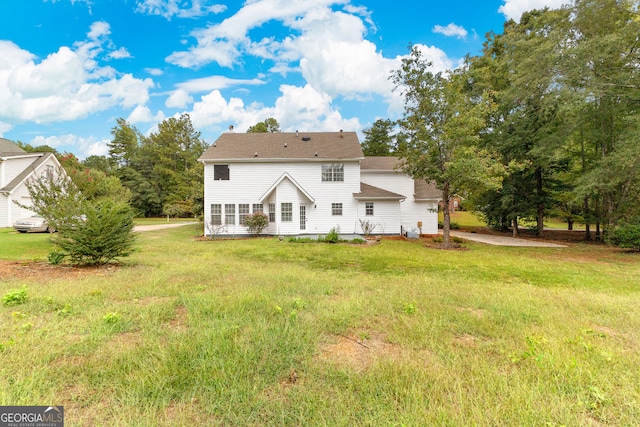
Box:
56, 200, 136, 266
3, 286, 28, 306
48, 250, 66, 265
610, 218, 640, 251
323, 227, 340, 243
438, 221, 460, 229
244, 212, 269, 237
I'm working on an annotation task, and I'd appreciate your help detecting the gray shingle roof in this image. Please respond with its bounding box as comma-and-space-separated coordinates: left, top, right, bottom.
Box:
198, 131, 364, 161
414, 179, 441, 200
360, 156, 403, 171
354, 182, 406, 200
0, 138, 27, 156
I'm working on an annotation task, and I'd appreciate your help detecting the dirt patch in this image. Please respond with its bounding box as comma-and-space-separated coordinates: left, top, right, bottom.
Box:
165, 305, 189, 332
316, 331, 407, 372
452, 334, 479, 348
0, 260, 117, 282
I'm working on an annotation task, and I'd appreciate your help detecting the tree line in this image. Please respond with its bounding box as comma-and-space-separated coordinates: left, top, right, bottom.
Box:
364, 0, 639, 246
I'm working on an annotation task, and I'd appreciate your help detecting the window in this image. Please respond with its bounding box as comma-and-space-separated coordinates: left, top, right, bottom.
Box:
300, 205, 306, 230
252, 203, 263, 213
321, 163, 344, 182
332, 203, 343, 216
225, 204, 235, 225
281, 203, 292, 222
214, 164, 230, 180
268, 203, 276, 222
239, 204, 250, 225
211, 204, 222, 225
365, 202, 374, 216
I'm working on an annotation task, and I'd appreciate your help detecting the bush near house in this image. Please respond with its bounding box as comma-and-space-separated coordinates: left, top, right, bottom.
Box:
244, 212, 269, 237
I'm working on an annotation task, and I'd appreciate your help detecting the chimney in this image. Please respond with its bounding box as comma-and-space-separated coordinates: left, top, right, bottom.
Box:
339, 129, 343, 138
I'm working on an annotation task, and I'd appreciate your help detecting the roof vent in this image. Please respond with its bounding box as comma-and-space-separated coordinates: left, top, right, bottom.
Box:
254, 152, 258, 157
228, 125, 234, 132
295, 130, 299, 137
301, 136, 311, 141
314, 152, 318, 157
284, 142, 287, 148
340, 129, 343, 138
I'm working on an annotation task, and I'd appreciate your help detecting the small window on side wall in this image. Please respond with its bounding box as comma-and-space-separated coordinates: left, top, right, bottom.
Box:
365, 202, 374, 216
214, 164, 230, 180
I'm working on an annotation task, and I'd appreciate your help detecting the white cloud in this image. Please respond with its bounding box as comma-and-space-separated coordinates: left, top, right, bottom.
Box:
29, 134, 110, 159
106, 47, 133, 60
499, 0, 567, 21
0, 25, 154, 125
165, 0, 458, 121
184, 83, 361, 136
165, 89, 193, 108
136, 0, 227, 20
433, 23, 468, 39
127, 105, 165, 123
145, 67, 164, 76
176, 76, 265, 93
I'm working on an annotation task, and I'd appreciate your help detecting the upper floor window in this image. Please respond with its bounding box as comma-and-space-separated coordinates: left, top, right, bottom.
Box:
332, 203, 343, 216
321, 163, 344, 182
214, 164, 230, 180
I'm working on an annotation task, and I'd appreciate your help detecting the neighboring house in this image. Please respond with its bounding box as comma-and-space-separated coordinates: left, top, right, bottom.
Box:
0, 138, 63, 228
198, 131, 441, 237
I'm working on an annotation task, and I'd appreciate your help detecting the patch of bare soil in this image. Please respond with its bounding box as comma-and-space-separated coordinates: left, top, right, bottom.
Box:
316, 330, 414, 372
0, 260, 117, 282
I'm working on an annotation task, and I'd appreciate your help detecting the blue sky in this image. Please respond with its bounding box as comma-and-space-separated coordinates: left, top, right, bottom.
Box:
0, 0, 565, 159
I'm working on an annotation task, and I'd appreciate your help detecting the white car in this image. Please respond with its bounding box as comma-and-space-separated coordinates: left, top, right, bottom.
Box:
13, 216, 50, 233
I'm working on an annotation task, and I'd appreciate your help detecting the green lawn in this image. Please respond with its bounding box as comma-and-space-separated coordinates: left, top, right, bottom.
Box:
1, 226, 639, 425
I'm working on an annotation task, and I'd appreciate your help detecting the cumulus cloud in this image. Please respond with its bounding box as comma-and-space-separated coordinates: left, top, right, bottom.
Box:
127, 105, 165, 124
166, 89, 193, 108
136, 0, 227, 20
29, 134, 110, 159
498, 0, 567, 21
433, 23, 468, 39
184, 83, 361, 136
0, 24, 153, 125
106, 47, 133, 60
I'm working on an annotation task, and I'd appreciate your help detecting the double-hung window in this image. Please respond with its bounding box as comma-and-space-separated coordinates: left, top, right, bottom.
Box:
321, 163, 344, 182
211, 204, 222, 225
268, 203, 276, 222
252, 204, 263, 213
331, 203, 343, 216
225, 204, 235, 225
239, 204, 250, 225
281, 203, 292, 222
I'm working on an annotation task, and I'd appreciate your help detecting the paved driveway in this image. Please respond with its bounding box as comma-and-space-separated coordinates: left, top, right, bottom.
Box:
448, 231, 567, 248
134, 222, 198, 232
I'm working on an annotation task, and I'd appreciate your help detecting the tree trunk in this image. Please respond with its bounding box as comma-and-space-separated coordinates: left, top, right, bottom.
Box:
512, 217, 519, 237
568, 219, 573, 231
584, 197, 592, 241
535, 167, 544, 237
442, 183, 451, 248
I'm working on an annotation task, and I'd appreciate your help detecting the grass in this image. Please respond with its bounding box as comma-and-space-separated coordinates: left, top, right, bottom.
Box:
1, 226, 639, 425
0, 228, 53, 260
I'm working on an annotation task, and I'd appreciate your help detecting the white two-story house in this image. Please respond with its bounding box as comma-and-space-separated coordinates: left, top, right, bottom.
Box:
1, 138, 64, 228
198, 131, 440, 237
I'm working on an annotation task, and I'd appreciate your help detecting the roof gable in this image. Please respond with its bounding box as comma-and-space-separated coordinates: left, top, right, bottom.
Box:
259, 172, 315, 203
0, 153, 61, 193
199, 131, 364, 162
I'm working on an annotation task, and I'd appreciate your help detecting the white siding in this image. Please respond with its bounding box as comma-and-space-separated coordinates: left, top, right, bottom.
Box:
2, 157, 38, 187
356, 200, 401, 235
361, 171, 439, 235
203, 161, 361, 236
